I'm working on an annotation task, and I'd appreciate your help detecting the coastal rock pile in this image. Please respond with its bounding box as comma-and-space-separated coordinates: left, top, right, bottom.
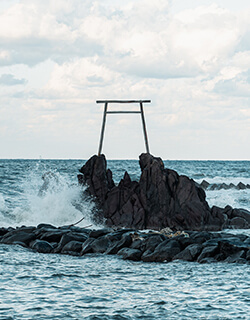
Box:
0, 225, 249, 264
199, 180, 250, 190
78, 153, 250, 231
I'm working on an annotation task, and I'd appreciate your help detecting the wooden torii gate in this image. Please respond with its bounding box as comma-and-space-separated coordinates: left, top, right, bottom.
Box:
96, 100, 151, 156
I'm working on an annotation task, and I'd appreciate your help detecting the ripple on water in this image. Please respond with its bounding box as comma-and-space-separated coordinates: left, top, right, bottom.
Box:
0, 245, 249, 320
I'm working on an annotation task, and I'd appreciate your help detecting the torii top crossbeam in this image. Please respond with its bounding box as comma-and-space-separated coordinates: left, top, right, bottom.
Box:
96, 100, 151, 156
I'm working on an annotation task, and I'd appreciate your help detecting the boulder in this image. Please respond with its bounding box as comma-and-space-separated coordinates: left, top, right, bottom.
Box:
31, 240, 54, 253
117, 248, 142, 261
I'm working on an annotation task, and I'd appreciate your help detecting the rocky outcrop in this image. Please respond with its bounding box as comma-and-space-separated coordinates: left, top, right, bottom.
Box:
78, 153, 250, 231
0, 224, 249, 264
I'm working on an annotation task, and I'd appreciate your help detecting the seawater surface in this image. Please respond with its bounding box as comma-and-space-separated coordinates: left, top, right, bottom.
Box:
0, 159, 250, 319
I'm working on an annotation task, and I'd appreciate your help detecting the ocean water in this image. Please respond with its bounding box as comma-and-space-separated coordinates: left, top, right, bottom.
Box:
0, 158, 250, 319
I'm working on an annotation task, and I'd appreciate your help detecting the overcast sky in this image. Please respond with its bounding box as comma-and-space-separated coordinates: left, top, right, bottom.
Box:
0, 0, 249, 160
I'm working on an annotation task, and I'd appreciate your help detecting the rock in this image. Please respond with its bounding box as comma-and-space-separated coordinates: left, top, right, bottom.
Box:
80, 238, 95, 255
246, 250, 250, 261
117, 248, 142, 261
200, 180, 210, 189
236, 182, 246, 190
91, 236, 111, 253
31, 240, 54, 253
61, 241, 84, 254
0, 227, 8, 237
106, 234, 132, 254
224, 250, 246, 263
54, 232, 87, 253
40, 230, 68, 243
142, 239, 181, 262
79, 154, 216, 231
197, 245, 219, 262
1, 230, 36, 245
89, 228, 113, 239
78, 153, 250, 231
173, 243, 203, 261
37, 223, 57, 229
229, 217, 248, 229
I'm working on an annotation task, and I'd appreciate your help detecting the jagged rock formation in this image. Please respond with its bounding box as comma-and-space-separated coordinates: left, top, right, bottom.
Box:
78, 153, 250, 231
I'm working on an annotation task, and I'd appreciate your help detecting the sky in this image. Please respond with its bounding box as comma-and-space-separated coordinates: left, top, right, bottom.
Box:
0, 0, 249, 160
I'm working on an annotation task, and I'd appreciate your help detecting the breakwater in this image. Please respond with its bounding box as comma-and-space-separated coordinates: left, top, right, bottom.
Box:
1, 224, 249, 264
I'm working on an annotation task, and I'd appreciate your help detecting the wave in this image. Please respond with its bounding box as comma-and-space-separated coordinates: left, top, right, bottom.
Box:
0, 166, 99, 228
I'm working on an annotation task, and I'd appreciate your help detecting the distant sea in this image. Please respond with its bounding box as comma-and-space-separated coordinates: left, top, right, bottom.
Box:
0, 159, 249, 319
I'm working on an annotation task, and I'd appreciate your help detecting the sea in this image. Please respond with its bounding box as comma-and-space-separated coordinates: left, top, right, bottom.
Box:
0, 158, 249, 320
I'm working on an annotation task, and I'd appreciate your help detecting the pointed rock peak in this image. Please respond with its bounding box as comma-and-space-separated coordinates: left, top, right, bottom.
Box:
139, 153, 164, 171
123, 171, 132, 184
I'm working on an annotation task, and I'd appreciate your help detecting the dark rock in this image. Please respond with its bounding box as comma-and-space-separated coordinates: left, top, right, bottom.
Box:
12, 241, 28, 248
106, 234, 132, 254
37, 223, 57, 229
54, 232, 87, 253
61, 241, 84, 254
91, 236, 111, 253
142, 239, 181, 262
79, 153, 250, 231
31, 240, 54, 253
224, 250, 246, 263
0, 227, 8, 237
1, 230, 36, 245
173, 243, 203, 261
117, 248, 142, 261
200, 180, 210, 189
236, 182, 246, 190
246, 250, 250, 261
229, 217, 249, 228
40, 230, 68, 243
199, 257, 218, 264
89, 228, 113, 239
197, 245, 219, 262
80, 238, 95, 255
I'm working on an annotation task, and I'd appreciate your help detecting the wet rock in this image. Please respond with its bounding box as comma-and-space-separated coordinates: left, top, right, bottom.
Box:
0, 227, 8, 237
236, 182, 247, 190
224, 250, 246, 263
142, 239, 181, 262
54, 232, 87, 253
229, 217, 248, 229
1, 230, 36, 246
89, 228, 113, 239
40, 230, 68, 243
80, 238, 95, 255
117, 248, 142, 261
31, 240, 54, 253
37, 223, 57, 229
106, 233, 132, 254
91, 236, 111, 253
173, 243, 203, 262
246, 250, 250, 261
61, 241, 84, 254
197, 245, 219, 263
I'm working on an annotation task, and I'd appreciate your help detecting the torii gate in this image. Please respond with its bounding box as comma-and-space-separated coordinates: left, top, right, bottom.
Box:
96, 100, 151, 156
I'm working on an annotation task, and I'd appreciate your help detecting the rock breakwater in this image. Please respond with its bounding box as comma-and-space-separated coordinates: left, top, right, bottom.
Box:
0, 224, 249, 264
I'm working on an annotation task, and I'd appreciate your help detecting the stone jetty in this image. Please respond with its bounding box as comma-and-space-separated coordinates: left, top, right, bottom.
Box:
0, 224, 249, 264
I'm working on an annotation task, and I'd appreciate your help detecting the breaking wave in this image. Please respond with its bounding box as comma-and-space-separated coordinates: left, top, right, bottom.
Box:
0, 162, 97, 228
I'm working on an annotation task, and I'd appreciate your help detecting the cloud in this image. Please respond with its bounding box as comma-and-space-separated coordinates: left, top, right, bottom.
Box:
0, 0, 250, 159
0, 73, 27, 85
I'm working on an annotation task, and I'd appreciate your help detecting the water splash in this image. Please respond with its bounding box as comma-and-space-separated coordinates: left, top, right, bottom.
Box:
0, 162, 98, 228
